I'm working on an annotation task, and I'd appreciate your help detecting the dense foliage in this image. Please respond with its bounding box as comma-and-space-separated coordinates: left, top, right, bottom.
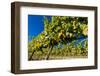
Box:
28, 16, 88, 60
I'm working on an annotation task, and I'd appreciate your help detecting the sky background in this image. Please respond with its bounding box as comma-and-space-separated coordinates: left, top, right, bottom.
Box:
28, 15, 87, 42
28, 15, 51, 41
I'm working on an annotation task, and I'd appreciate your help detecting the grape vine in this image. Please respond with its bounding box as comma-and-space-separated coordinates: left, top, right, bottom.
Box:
28, 16, 88, 60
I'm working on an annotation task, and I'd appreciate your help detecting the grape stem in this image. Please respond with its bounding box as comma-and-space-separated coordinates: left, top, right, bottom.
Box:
45, 46, 53, 60
29, 50, 35, 60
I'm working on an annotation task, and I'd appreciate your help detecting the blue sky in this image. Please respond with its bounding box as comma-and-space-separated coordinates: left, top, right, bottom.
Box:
28, 15, 51, 41
28, 15, 87, 42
